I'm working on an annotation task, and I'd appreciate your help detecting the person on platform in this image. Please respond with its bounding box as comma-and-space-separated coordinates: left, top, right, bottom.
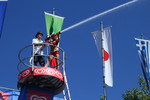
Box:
32, 32, 45, 67
45, 32, 61, 70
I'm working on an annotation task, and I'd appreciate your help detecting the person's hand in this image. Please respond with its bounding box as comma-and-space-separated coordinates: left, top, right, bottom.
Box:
45, 35, 51, 42
57, 32, 61, 35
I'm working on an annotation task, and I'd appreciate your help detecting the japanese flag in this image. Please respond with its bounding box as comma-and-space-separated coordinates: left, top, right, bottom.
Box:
92, 27, 113, 87
103, 28, 113, 87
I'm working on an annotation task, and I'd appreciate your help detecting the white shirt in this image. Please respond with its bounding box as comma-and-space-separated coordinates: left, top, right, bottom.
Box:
32, 38, 44, 55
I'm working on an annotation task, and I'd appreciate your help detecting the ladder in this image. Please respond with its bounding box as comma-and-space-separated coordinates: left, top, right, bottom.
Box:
62, 52, 71, 100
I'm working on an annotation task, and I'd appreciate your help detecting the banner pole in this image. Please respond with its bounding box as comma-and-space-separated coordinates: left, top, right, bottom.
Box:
100, 21, 107, 100
53, 8, 55, 15
141, 33, 150, 94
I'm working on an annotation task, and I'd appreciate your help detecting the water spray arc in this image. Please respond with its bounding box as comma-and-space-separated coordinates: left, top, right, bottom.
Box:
61, 0, 138, 33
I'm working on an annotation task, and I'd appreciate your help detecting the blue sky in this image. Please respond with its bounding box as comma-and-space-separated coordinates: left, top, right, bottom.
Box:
0, 0, 150, 100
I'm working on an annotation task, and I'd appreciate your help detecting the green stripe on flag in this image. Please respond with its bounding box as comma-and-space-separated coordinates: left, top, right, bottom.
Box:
44, 12, 64, 35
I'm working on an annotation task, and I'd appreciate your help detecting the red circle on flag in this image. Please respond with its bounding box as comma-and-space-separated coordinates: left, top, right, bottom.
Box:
104, 50, 109, 61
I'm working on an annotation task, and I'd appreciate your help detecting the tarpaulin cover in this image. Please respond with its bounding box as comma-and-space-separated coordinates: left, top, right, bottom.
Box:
0, 88, 20, 100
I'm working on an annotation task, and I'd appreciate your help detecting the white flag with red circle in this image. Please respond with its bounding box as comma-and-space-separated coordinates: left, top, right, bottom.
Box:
92, 27, 113, 87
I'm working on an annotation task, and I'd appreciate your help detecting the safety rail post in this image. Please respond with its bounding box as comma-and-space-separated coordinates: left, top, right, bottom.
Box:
46, 43, 49, 66
32, 44, 35, 71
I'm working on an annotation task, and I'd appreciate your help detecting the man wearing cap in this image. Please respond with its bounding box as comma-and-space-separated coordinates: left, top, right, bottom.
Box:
32, 32, 45, 67
45, 32, 60, 70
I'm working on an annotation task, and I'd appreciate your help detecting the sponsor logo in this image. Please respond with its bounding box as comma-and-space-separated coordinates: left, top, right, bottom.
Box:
22, 69, 30, 77
28, 90, 51, 100
18, 68, 31, 82
34, 68, 63, 80
34, 68, 45, 74
30, 95, 47, 100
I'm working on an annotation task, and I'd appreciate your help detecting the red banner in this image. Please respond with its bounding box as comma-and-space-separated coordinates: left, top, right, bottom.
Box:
34, 67, 63, 81
18, 68, 31, 82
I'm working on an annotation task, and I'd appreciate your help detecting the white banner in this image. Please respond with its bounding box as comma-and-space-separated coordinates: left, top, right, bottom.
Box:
92, 27, 113, 87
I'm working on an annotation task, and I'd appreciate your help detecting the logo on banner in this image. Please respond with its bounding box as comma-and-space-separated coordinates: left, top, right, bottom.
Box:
30, 95, 47, 100
27, 90, 51, 100
34, 67, 63, 81
18, 68, 31, 82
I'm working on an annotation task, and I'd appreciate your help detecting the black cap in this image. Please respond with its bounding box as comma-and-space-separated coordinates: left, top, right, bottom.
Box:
35, 32, 43, 38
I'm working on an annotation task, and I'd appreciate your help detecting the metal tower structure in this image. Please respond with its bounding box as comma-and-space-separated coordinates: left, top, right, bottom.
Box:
17, 42, 71, 100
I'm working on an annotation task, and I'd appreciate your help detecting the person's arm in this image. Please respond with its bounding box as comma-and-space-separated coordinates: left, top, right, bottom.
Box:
45, 35, 51, 42
42, 40, 45, 48
56, 32, 61, 43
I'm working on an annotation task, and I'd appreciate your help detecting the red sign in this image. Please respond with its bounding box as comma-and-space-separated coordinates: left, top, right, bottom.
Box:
34, 67, 64, 81
18, 68, 31, 82
27, 90, 50, 100
0, 91, 9, 100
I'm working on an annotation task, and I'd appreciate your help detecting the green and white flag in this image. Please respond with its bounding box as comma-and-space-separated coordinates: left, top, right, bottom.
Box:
44, 12, 64, 35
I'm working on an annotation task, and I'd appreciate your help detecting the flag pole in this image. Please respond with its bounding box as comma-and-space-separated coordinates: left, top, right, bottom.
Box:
53, 8, 55, 15
141, 33, 150, 93
100, 21, 107, 100
141, 33, 143, 39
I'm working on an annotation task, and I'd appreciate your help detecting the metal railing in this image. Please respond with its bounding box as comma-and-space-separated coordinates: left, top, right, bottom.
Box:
17, 43, 65, 72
